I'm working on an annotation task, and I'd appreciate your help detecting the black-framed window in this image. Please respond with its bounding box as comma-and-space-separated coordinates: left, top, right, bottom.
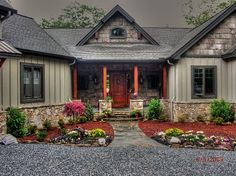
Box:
192, 66, 217, 99
110, 27, 126, 38
147, 75, 160, 89
21, 63, 44, 103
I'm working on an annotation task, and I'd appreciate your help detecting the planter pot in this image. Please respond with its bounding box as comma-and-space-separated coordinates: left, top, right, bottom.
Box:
99, 100, 112, 114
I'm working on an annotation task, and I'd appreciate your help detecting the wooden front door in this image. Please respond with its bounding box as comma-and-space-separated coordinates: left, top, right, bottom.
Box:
110, 73, 127, 108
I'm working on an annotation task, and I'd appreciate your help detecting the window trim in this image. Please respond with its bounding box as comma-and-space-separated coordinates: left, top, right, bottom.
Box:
191, 65, 217, 99
110, 27, 127, 39
20, 63, 45, 104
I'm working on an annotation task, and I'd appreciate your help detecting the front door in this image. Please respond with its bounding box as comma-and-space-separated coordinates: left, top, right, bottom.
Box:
110, 73, 127, 108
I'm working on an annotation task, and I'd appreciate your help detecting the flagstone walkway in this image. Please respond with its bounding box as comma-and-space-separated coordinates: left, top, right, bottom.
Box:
109, 121, 165, 147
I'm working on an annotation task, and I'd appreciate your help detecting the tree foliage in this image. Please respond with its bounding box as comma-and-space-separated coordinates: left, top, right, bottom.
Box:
41, 2, 105, 28
183, 0, 236, 27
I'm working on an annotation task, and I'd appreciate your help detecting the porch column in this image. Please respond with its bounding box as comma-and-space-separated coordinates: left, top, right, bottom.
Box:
0, 59, 6, 68
103, 65, 107, 98
73, 64, 78, 99
163, 64, 167, 99
134, 65, 139, 95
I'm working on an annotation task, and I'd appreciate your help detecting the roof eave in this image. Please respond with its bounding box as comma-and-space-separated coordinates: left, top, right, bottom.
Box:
19, 49, 75, 61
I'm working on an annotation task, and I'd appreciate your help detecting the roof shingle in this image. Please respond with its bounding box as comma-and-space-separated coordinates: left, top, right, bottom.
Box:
2, 14, 73, 59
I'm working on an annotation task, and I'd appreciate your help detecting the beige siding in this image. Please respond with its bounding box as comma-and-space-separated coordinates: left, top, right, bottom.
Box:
0, 54, 72, 110
227, 60, 236, 101
171, 57, 228, 102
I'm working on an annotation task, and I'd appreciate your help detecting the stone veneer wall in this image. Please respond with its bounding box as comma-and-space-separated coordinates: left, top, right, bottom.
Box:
173, 102, 211, 122
161, 100, 236, 122
0, 104, 68, 134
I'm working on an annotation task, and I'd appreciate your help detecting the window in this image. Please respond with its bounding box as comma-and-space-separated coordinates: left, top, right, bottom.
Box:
192, 66, 217, 99
21, 63, 44, 103
110, 27, 126, 38
78, 75, 89, 90
147, 75, 160, 89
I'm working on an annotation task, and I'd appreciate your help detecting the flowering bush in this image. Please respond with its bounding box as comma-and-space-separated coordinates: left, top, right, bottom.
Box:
88, 128, 106, 138
153, 129, 236, 151
64, 101, 85, 124
165, 128, 184, 137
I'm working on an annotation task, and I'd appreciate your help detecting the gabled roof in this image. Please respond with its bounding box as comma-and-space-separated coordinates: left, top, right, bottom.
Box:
169, 3, 236, 60
77, 5, 159, 46
0, 0, 17, 13
46, 27, 190, 61
2, 14, 73, 60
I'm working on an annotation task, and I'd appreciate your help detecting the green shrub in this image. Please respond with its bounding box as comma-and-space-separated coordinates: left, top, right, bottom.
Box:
147, 99, 163, 120
88, 128, 106, 138
165, 128, 184, 137
28, 125, 37, 135
43, 119, 52, 131
214, 117, 224, 126
37, 130, 48, 142
6, 107, 28, 137
159, 114, 168, 122
177, 113, 188, 123
130, 109, 142, 117
102, 110, 112, 118
85, 102, 94, 121
210, 100, 235, 123
58, 118, 65, 129
79, 116, 87, 123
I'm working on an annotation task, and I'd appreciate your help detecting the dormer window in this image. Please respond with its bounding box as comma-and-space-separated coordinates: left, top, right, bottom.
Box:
110, 27, 126, 38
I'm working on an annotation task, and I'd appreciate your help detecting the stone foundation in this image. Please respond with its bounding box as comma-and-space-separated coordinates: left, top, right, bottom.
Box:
99, 100, 112, 114
0, 104, 68, 134
130, 99, 144, 113
173, 102, 211, 122
0, 111, 7, 134
22, 104, 66, 129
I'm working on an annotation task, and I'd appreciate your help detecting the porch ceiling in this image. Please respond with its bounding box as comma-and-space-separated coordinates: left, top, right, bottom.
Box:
68, 44, 171, 62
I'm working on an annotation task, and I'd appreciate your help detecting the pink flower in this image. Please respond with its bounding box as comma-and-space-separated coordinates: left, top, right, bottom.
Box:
63, 101, 85, 117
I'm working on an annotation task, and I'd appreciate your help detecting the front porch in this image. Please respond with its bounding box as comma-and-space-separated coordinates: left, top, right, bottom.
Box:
72, 62, 168, 108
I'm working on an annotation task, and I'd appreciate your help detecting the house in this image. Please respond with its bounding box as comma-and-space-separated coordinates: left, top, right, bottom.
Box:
2, 1, 236, 132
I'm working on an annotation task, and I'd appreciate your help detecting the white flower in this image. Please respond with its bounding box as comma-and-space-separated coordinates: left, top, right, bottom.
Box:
185, 130, 194, 134
196, 131, 204, 134
157, 132, 165, 136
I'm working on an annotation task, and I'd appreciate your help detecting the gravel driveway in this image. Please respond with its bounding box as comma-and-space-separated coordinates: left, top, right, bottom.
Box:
0, 144, 236, 176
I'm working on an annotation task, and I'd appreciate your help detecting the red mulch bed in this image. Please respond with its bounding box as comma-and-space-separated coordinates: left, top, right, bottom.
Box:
139, 121, 236, 138
18, 122, 114, 143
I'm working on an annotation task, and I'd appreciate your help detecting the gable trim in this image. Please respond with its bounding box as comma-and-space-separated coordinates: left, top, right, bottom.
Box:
76, 5, 159, 46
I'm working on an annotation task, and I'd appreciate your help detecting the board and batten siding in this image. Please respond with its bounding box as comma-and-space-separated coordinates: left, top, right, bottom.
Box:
168, 57, 228, 102
0, 54, 72, 110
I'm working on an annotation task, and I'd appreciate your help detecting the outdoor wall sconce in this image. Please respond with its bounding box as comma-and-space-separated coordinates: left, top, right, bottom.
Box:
93, 75, 99, 85
139, 75, 144, 84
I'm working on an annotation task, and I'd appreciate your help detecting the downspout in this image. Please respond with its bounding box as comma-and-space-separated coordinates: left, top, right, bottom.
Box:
167, 59, 175, 121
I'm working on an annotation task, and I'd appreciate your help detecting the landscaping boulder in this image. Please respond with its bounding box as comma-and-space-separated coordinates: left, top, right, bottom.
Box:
73, 127, 85, 139
0, 134, 18, 145
98, 138, 106, 146
170, 137, 181, 144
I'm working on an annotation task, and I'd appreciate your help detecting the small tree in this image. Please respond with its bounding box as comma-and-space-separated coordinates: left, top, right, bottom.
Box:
147, 99, 163, 120
41, 2, 105, 28
6, 108, 28, 137
63, 101, 85, 124
85, 101, 94, 121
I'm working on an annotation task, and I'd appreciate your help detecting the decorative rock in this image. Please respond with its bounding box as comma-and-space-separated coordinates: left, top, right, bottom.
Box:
0, 134, 18, 145
157, 132, 165, 136
98, 138, 106, 146
169, 137, 181, 144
